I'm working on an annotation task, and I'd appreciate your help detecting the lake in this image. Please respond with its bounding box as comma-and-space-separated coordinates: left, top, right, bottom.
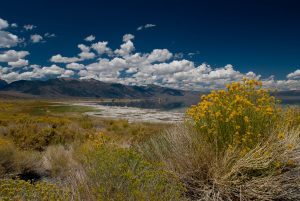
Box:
73, 102, 185, 123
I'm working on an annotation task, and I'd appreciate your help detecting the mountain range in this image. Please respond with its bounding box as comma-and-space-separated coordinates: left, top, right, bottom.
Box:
0, 79, 7, 89
0, 78, 299, 107
0, 78, 201, 108
0, 78, 194, 98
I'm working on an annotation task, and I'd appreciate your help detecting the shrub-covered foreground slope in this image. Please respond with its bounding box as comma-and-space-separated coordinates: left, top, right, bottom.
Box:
0, 79, 300, 201
0, 101, 178, 200
139, 79, 300, 201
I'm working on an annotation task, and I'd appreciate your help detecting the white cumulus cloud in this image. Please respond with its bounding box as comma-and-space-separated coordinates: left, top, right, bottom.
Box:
77, 44, 95, 60
147, 49, 173, 63
66, 62, 85, 70
60, 69, 75, 78
50, 54, 81, 63
287, 69, 300, 80
2, 29, 297, 91
30, 34, 43, 43
0, 31, 19, 48
0, 50, 29, 62
123, 34, 134, 42
8, 59, 29, 68
0, 18, 9, 30
85, 35, 95, 42
78, 51, 95, 60
114, 40, 135, 57
91, 41, 112, 55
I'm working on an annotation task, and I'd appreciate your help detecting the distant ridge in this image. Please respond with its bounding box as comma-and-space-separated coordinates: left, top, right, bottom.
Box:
272, 90, 300, 105
0, 79, 7, 89
0, 78, 299, 106
0, 78, 194, 98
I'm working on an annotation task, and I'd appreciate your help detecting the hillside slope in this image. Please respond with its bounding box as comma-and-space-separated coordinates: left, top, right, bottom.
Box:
0, 79, 7, 89
0, 78, 201, 108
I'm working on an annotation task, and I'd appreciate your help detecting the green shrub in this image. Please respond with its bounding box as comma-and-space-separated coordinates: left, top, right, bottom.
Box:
77, 140, 185, 201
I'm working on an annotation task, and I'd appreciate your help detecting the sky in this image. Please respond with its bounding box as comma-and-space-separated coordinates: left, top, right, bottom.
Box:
0, 0, 299, 90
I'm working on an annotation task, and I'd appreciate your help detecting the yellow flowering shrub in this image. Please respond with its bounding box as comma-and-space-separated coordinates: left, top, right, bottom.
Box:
2, 115, 96, 151
281, 107, 300, 129
0, 179, 70, 201
187, 78, 281, 154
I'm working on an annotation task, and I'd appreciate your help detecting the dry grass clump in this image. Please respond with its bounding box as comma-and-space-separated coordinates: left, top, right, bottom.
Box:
140, 122, 300, 201
139, 79, 300, 201
216, 126, 300, 201
41, 144, 88, 201
42, 145, 79, 179
0, 137, 42, 178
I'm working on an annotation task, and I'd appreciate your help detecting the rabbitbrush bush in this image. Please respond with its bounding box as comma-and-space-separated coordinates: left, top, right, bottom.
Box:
139, 79, 300, 201
186, 78, 281, 155
0, 178, 71, 201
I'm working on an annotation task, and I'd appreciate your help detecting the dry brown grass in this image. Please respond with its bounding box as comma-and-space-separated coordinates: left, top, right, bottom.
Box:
41, 145, 90, 200
0, 137, 42, 178
139, 123, 300, 201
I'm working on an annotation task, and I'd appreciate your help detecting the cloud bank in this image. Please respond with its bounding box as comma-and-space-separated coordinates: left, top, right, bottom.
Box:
0, 17, 299, 91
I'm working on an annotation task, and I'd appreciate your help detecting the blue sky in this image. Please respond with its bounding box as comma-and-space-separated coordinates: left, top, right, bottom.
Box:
0, 0, 299, 90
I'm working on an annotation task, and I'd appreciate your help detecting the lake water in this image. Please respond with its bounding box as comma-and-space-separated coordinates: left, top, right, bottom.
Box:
73, 102, 185, 123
